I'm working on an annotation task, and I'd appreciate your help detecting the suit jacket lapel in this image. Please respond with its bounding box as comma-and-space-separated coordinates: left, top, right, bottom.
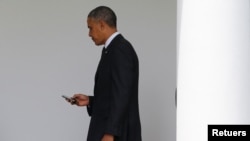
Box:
95, 47, 107, 83
94, 34, 122, 83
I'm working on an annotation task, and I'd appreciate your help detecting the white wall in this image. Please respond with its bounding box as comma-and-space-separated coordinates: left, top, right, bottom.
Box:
0, 0, 176, 141
177, 0, 250, 141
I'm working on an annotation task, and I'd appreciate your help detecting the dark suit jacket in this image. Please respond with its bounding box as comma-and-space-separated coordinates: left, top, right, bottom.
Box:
86, 34, 142, 141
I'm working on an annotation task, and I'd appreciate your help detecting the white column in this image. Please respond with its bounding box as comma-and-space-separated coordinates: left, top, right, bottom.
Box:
177, 0, 250, 141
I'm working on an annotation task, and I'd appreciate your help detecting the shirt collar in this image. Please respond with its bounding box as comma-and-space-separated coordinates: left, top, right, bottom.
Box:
104, 32, 120, 48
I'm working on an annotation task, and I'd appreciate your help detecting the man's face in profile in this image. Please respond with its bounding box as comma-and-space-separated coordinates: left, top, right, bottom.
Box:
87, 18, 105, 46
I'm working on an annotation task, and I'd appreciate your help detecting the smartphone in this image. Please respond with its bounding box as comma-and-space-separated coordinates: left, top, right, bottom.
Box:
62, 95, 76, 104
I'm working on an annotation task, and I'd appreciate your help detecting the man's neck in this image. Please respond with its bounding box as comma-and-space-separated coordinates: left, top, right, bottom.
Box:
105, 28, 117, 40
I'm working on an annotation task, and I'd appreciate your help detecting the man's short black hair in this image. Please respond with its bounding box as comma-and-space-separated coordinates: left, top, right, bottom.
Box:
88, 6, 117, 28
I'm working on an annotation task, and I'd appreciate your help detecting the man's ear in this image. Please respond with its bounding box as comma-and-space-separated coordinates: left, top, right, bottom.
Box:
99, 20, 106, 30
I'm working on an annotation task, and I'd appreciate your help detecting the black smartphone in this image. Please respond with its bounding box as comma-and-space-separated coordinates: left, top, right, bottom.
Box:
62, 95, 76, 104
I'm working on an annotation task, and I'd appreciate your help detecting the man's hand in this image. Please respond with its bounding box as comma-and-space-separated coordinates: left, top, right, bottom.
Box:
102, 134, 114, 141
72, 94, 89, 106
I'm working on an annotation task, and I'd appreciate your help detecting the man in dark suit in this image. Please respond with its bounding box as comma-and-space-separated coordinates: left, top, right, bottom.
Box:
66, 6, 142, 141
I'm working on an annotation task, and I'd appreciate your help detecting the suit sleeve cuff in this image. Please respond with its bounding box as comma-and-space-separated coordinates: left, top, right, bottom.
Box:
87, 96, 94, 116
